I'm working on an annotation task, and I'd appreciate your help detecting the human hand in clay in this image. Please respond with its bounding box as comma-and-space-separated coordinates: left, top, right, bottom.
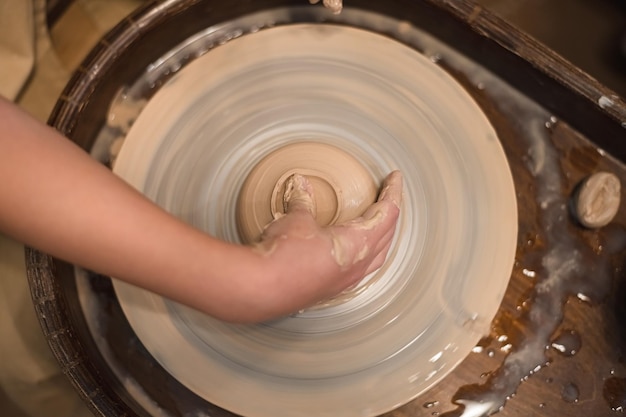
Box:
255, 172, 402, 314
0, 96, 401, 323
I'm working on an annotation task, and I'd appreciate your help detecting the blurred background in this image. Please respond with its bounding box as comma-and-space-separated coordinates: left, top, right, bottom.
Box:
9, 0, 626, 121
478, 0, 626, 98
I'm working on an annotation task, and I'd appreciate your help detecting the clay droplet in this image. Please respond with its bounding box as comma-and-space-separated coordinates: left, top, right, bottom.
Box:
310, 0, 342, 14
561, 382, 579, 403
603, 377, 626, 412
108, 137, 125, 167
323, 0, 343, 14
423, 401, 439, 408
550, 329, 581, 357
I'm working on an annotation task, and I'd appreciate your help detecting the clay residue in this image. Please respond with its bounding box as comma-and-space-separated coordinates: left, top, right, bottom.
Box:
351, 210, 384, 231
329, 223, 376, 268
574, 171, 621, 228
378, 170, 403, 209
107, 91, 147, 133
354, 244, 370, 263
330, 232, 351, 269
283, 174, 316, 215
436, 51, 617, 417
236, 142, 377, 245
309, 0, 343, 14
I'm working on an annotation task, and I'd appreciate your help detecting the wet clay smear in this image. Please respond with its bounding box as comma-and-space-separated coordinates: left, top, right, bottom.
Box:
425, 57, 626, 417
383, 18, 626, 415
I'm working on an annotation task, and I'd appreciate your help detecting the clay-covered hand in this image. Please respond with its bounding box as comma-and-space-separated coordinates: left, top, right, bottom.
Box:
253, 171, 402, 318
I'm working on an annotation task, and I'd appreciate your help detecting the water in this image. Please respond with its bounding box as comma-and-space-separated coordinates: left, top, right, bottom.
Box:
424, 401, 440, 409
427, 34, 619, 416
561, 382, 580, 403
551, 329, 582, 357
437, 112, 616, 415
604, 377, 626, 412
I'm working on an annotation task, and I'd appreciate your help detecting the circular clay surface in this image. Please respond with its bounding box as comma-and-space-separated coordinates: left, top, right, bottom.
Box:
112, 24, 517, 417
237, 141, 377, 243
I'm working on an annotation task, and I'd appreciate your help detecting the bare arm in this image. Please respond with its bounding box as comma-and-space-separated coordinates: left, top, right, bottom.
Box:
0, 97, 401, 322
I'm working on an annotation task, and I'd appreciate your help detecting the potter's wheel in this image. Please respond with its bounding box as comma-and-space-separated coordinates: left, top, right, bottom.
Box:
111, 23, 517, 417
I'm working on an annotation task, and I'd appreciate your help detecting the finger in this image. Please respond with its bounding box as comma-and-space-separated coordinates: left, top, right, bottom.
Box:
377, 170, 403, 207
283, 174, 316, 215
372, 223, 396, 251
358, 171, 402, 224
364, 249, 386, 276
363, 227, 396, 274
329, 215, 394, 274
364, 235, 394, 275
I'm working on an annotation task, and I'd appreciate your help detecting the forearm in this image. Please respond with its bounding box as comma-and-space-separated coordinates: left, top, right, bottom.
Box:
0, 97, 279, 321
0, 97, 401, 323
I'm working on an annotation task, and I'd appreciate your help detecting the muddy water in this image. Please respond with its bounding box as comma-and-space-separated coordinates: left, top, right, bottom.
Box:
382, 10, 626, 416
436, 152, 619, 416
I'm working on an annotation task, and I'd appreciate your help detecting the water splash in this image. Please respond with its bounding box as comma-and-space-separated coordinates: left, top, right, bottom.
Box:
604, 377, 626, 412
550, 329, 581, 357
561, 382, 580, 403
438, 73, 615, 417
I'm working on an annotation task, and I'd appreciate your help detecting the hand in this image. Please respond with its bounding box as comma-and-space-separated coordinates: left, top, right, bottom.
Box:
252, 171, 402, 318
0, 96, 402, 323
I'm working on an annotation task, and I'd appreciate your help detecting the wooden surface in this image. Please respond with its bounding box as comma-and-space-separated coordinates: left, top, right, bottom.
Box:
476, 0, 626, 99
27, 0, 626, 416
382, 70, 626, 417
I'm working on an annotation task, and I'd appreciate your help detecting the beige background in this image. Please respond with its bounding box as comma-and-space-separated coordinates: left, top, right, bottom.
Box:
0, 2, 143, 416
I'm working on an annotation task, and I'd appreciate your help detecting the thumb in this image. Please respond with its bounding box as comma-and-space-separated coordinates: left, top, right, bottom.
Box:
283, 174, 316, 215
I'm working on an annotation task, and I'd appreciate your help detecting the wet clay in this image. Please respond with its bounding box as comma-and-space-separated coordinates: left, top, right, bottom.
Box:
236, 142, 377, 244
309, 0, 343, 14
329, 232, 353, 269
110, 20, 516, 417
573, 172, 621, 228
282, 174, 316, 215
